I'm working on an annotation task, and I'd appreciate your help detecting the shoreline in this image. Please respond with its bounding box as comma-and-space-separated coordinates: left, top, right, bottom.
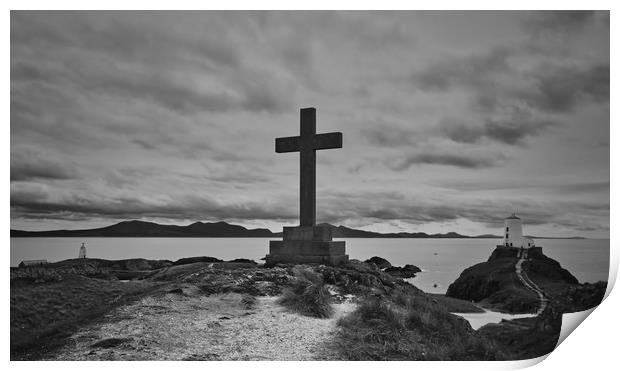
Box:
11, 254, 606, 361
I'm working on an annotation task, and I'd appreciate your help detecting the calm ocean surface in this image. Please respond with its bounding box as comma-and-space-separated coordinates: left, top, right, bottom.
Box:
10, 237, 609, 294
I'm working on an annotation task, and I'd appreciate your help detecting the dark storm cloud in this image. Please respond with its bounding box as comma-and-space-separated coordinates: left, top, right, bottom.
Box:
413, 45, 609, 114
11, 13, 291, 115
514, 63, 609, 113
11, 189, 298, 222
434, 179, 610, 194
10, 152, 78, 181
413, 47, 511, 91
316, 189, 605, 233
390, 152, 505, 170
440, 117, 558, 146
478, 119, 556, 145
12, 59, 289, 115
523, 10, 596, 35
10, 11, 240, 69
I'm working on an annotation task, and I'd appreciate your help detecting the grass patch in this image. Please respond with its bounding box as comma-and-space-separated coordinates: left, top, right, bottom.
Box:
10, 275, 161, 360
334, 288, 507, 360
241, 294, 257, 309
277, 267, 334, 318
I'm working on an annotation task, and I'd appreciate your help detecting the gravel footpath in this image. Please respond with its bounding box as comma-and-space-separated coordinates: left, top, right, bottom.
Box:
44, 286, 356, 361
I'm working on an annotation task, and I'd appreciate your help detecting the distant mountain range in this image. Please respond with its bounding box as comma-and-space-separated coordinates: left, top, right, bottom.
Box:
10, 220, 586, 239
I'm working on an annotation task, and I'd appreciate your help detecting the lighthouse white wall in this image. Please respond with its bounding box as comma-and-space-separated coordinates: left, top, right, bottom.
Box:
503, 218, 523, 248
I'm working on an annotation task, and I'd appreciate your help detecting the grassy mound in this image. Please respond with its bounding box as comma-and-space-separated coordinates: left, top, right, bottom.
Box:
277, 268, 334, 318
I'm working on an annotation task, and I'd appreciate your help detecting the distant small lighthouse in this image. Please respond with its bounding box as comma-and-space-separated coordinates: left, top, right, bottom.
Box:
502, 214, 535, 249
79, 242, 87, 259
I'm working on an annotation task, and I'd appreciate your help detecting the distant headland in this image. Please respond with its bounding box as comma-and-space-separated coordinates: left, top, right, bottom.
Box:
10, 220, 587, 239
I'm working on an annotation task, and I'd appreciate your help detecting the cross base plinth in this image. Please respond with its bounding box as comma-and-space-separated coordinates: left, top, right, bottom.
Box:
265, 226, 349, 266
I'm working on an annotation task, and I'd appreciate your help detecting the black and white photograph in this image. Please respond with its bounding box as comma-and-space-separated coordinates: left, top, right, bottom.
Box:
9, 9, 610, 362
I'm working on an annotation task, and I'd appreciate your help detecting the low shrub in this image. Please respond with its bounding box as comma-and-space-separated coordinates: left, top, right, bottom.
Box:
11, 267, 62, 283
278, 269, 333, 318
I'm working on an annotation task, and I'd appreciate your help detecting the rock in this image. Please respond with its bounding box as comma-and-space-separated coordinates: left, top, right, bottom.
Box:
91, 337, 132, 349
183, 353, 221, 361
384, 264, 422, 278
364, 256, 392, 269
173, 256, 222, 266
227, 258, 258, 265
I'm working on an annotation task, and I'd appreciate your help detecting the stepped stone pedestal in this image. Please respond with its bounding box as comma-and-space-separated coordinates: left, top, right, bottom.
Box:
266, 226, 349, 266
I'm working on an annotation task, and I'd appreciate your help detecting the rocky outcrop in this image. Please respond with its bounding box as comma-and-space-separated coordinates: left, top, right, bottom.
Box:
48, 258, 173, 271
173, 256, 222, 266
363, 257, 421, 278
446, 246, 579, 313
364, 256, 392, 269
520, 248, 578, 285
384, 264, 422, 278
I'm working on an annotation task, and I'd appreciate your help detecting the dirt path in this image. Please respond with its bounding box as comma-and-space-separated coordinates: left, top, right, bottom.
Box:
43, 287, 356, 361
515, 257, 548, 315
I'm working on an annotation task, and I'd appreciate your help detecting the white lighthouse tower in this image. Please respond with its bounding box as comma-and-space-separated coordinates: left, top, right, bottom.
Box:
502, 214, 535, 249
78, 242, 87, 259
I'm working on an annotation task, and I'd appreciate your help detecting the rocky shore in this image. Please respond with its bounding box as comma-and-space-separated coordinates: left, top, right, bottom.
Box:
444, 246, 606, 359
10, 249, 605, 361
445, 246, 602, 313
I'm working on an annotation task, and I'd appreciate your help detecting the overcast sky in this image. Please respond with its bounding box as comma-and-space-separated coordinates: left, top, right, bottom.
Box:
10, 10, 609, 237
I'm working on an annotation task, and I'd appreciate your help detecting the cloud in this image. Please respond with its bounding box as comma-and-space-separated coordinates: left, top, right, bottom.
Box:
11, 11, 241, 69
440, 117, 558, 146
390, 152, 506, 170
413, 44, 609, 114
11, 12, 293, 115
11, 186, 298, 222
11, 151, 78, 181
434, 179, 610, 194
514, 63, 609, 113
553, 181, 609, 194
363, 124, 420, 147
9, 11, 609, 237
413, 46, 512, 92
523, 10, 597, 36
315, 189, 607, 234
483, 118, 556, 144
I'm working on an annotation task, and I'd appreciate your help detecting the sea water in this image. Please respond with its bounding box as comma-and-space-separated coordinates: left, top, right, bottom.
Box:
10, 237, 609, 294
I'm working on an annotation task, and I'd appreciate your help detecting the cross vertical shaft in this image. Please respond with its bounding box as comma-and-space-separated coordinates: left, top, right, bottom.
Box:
300, 108, 316, 226
274, 107, 343, 227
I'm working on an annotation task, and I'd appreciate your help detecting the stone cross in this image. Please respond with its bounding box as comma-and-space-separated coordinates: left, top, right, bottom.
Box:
275, 107, 342, 226
267, 107, 348, 266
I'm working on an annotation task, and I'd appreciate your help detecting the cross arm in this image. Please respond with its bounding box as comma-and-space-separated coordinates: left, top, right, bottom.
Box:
313, 132, 343, 150
275, 136, 301, 153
